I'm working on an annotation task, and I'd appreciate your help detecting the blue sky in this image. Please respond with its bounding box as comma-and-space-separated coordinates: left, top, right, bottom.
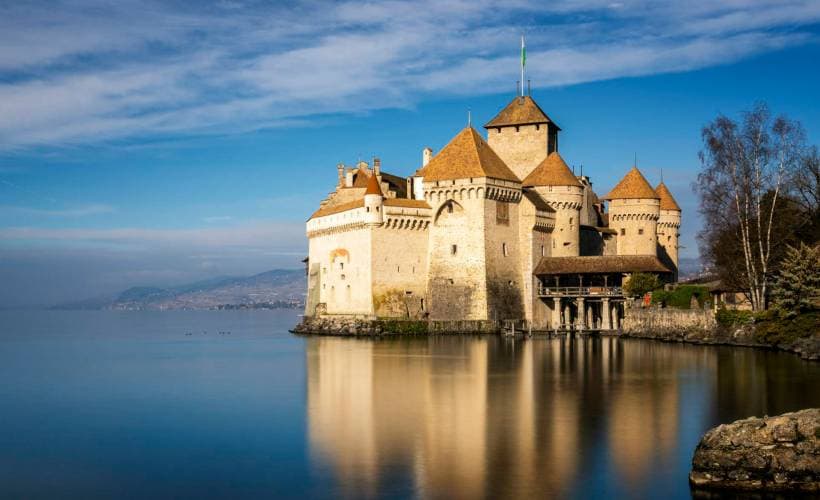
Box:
1, 0, 820, 307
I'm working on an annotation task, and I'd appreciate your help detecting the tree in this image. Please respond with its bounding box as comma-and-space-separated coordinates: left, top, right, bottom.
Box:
623, 273, 660, 298
695, 103, 807, 311
772, 243, 820, 314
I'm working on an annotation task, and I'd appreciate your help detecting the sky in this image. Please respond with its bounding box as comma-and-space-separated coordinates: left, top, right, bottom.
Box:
1, 0, 820, 307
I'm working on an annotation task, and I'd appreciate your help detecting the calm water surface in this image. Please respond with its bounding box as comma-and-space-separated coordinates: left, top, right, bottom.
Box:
1, 309, 819, 499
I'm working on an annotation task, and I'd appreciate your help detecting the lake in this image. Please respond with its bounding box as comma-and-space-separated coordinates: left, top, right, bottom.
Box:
1, 309, 818, 499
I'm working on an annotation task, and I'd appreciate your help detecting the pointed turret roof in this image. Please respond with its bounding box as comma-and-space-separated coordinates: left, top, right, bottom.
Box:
351, 165, 371, 188
364, 172, 382, 196
522, 152, 582, 188
484, 96, 560, 129
602, 166, 659, 200
415, 127, 520, 182
655, 182, 681, 211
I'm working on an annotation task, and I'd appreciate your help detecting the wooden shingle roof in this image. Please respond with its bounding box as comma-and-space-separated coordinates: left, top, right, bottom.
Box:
484, 96, 560, 129
414, 127, 520, 183
655, 182, 681, 211
383, 198, 431, 209
522, 152, 582, 187
534, 255, 671, 275
309, 199, 364, 219
602, 166, 659, 200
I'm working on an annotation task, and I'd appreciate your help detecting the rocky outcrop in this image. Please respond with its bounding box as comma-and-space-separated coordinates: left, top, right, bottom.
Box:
690, 409, 820, 493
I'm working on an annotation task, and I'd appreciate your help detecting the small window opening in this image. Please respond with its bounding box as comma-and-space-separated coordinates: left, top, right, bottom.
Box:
620, 228, 626, 236
451, 244, 457, 255
340, 274, 345, 280
448, 279, 454, 285
502, 243, 508, 256
366, 207, 370, 212
340, 262, 344, 270
447, 204, 453, 213
541, 245, 545, 257
638, 228, 644, 235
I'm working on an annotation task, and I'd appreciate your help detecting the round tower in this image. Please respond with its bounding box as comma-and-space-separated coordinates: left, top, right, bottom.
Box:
523, 152, 583, 256
363, 172, 383, 224
603, 167, 660, 256
655, 181, 682, 278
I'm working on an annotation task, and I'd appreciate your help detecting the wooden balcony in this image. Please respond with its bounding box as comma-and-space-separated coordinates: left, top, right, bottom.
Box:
537, 286, 624, 298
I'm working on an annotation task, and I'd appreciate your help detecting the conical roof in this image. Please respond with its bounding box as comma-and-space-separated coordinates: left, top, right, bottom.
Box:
602, 166, 659, 200
484, 96, 560, 129
415, 127, 520, 182
522, 152, 582, 188
364, 172, 382, 196
351, 165, 371, 188
655, 182, 681, 211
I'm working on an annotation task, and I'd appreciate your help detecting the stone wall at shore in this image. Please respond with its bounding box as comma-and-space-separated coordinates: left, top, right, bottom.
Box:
689, 409, 820, 493
292, 316, 500, 336
622, 307, 716, 335
621, 307, 820, 361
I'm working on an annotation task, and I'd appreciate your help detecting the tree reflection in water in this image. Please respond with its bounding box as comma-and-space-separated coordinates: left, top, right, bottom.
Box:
305, 336, 820, 499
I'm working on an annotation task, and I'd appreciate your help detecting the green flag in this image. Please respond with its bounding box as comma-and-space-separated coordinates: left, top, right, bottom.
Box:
521, 36, 526, 68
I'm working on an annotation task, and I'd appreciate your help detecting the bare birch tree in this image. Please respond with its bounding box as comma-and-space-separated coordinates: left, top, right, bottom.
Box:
695, 103, 805, 311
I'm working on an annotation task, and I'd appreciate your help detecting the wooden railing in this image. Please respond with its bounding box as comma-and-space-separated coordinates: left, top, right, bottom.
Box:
537, 286, 624, 297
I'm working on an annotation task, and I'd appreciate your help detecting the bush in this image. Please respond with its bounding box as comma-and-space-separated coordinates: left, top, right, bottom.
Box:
651, 285, 710, 309
715, 307, 755, 326
753, 310, 820, 345
624, 273, 660, 298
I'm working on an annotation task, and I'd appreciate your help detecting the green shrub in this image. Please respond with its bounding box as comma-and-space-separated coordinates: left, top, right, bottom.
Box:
651, 285, 710, 309
715, 307, 755, 326
753, 310, 819, 345
624, 273, 660, 298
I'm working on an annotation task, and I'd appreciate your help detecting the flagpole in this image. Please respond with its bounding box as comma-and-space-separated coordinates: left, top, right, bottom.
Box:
520, 36, 525, 96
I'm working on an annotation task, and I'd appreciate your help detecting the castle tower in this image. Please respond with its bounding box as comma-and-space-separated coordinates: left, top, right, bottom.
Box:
522, 152, 583, 256
364, 172, 383, 224
602, 167, 660, 256
655, 181, 682, 280
484, 96, 560, 181
414, 126, 523, 321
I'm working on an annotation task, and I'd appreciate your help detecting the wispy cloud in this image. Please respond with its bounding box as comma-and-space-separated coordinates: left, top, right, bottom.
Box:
1, 203, 116, 217
0, 0, 818, 150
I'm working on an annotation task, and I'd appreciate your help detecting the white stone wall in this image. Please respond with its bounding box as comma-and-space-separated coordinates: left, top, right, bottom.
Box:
657, 209, 681, 275
371, 221, 429, 317
518, 195, 554, 328
306, 225, 374, 316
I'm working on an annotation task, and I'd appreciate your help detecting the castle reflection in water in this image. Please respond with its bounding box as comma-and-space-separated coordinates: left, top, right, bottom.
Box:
304, 337, 819, 498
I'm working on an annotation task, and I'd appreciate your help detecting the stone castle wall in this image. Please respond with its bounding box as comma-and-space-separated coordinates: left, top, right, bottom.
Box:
487, 124, 547, 181
608, 198, 660, 255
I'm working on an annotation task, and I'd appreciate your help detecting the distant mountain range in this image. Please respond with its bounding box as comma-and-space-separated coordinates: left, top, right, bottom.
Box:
53, 269, 306, 311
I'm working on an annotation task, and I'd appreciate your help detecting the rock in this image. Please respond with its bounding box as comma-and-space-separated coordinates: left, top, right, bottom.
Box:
690, 408, 820, 493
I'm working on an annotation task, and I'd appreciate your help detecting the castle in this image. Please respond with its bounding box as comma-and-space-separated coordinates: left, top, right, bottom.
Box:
303, 94, 681, 331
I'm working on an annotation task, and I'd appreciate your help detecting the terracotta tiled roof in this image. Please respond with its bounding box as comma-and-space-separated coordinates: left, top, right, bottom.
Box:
655, 182, 681, 211
414, 127, 520, 182
352, 166, 371, 188
522, 152, 582, 187
484, 96, 560, 129
383, 198, 431, 209
534, 255, 671, 275
309, 199, 364, 219
364, 173, 382, 195
522, 190, 556, 213
602, 166, 659, 200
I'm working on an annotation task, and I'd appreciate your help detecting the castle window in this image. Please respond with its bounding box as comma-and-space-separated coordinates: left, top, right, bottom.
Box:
620, 228, 626, 236
553, 240, 556, 249
536, 124, 540, 130
451, 244, 457, 255
366, 207, 370, 212
638, 228, 644, 235
340, 262, 344, 270
502, 243, 508, 256
376, 206, 380, 212
340, 274, 345, 280
496, 202, 509, 225
569, 217, 573, 225
448, 279, 454, 285
541, 245, 545, 257
667, 235, 671, 242
397, 265, 400, 273
447, 203, 453, 213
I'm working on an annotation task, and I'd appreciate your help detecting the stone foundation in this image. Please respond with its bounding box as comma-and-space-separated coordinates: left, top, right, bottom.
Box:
292, 316, 500, 336
690, 409, 820, 493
